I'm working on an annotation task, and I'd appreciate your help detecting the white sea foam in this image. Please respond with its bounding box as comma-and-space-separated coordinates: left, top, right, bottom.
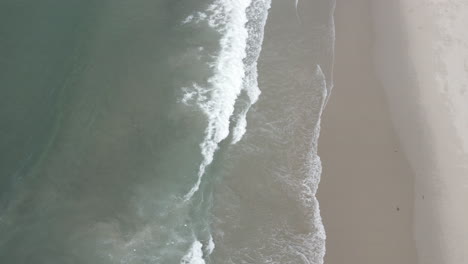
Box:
296, 66, 328, 263
180, 240, 205, 264
267, 66, 328, 264
181, 0, 271, 201
231, 0, 271, 143
231, 59, 260, 144
295, 0, 301, 23
205, 235, 215, 255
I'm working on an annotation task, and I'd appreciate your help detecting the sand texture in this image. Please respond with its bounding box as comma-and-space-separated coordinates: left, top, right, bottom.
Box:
373, 0, 468, 263
319, 0, 468, 263
317, 0, 418, 263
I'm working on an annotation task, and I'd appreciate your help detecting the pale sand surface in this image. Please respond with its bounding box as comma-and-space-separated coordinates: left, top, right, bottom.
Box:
319, 0, 468, 263
317, 0, 418, 263
373, 1, 468, 263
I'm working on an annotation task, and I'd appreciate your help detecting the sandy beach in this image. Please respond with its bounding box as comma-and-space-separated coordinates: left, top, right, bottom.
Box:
373, 1, 468, 263
317, 0, 418, 263
0, 0, 465, 263
318, 0, 468, 263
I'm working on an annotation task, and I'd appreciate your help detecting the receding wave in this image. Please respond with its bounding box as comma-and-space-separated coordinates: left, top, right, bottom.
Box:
210, 66, 330, 264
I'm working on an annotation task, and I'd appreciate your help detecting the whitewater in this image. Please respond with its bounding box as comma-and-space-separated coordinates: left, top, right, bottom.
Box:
0, 0, 335, 263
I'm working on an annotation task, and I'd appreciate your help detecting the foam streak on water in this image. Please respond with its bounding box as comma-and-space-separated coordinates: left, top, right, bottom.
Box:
181, 0, 271, 202
180, 0, 271, 263
181, 241, 205, 264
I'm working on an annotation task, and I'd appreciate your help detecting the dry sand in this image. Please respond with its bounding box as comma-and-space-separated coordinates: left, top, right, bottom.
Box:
317, 0, 418, 263
373, 1, 468, 263
318, 0, 468, 263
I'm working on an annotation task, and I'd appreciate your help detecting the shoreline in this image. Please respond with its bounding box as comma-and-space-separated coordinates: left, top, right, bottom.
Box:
317, 0, 418, 263
319, 0, 468, 263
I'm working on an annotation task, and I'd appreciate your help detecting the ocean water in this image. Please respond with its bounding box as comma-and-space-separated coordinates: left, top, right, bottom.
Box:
0, 0, 335, 263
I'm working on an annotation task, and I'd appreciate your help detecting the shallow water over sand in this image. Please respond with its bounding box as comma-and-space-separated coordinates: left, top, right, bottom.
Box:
0, 0, 335, 263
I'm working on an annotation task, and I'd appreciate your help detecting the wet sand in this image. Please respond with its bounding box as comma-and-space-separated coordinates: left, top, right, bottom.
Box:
319, 0, 468, 263
317, 0, 418, 263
